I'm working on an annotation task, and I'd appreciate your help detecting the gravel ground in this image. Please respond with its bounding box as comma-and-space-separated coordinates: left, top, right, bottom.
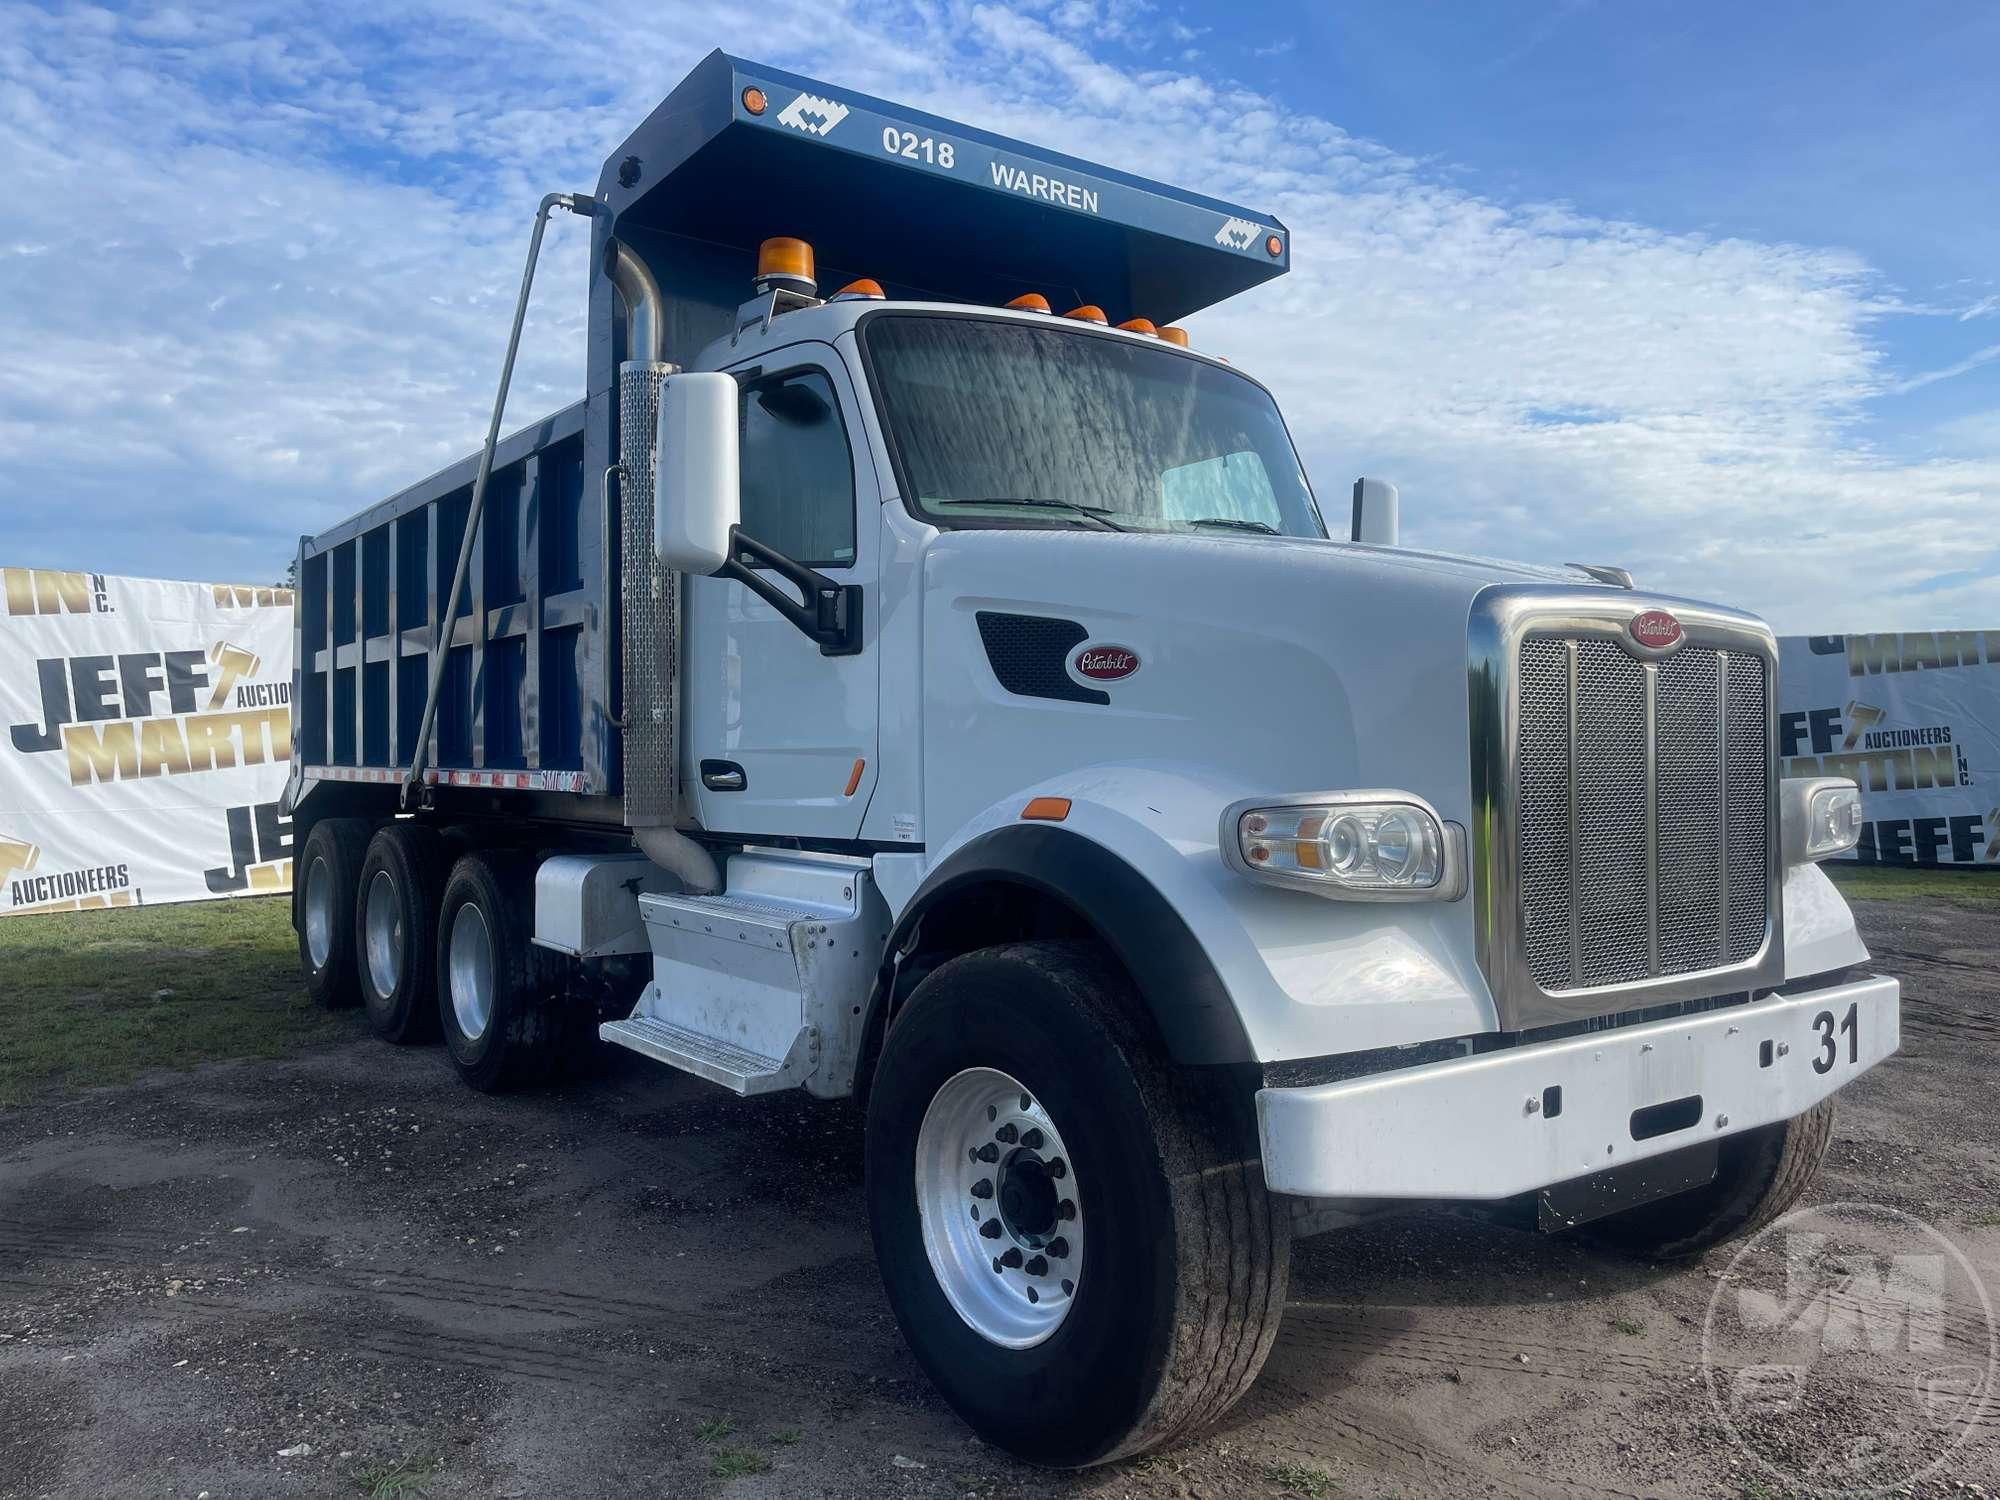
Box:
2, 895, 1996, 1498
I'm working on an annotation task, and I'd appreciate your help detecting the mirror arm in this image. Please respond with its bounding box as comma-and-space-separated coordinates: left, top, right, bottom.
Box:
716, 527, 864, 656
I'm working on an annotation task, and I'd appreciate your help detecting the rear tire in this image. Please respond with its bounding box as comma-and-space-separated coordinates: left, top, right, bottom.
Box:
436, 851, 562, 1092
1579, 1100, 1836, 1261
297, 819, 368, 1009
354, 823, 447, 1045
864, 940, 1289, 1467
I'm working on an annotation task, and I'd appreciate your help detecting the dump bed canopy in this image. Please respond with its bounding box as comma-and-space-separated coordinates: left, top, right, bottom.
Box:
596, 51, 1288, 338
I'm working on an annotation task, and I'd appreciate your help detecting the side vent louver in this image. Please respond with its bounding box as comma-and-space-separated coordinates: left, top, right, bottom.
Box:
976, 612, 1107, 705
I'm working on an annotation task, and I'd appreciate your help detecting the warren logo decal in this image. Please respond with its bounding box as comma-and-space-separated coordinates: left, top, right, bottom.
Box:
1214, 217, 1264, 251
1074, 645, 1141, 682
776, 92, 849, 136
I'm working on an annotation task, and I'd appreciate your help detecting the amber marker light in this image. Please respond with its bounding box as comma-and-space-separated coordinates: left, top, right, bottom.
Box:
1062, 305, 1108, 324
1265, 234, 1283, 257
844, 758, 866, 796
1022, 796, 1072, 821
1117, 317, 1159, 337
1006, 293, 1053, 313
832, 278, 885, 302
1158, 326, 1190, 348
742, 86, 768, 115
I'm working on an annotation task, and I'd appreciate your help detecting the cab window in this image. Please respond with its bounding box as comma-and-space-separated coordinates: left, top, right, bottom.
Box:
739, 369, 857, 566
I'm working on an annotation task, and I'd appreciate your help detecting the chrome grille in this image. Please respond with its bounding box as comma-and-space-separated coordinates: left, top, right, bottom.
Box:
1515, 635, 1770, 994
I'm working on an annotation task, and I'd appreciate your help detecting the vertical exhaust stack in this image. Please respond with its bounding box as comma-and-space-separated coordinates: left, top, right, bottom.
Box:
607, 238, 718, 894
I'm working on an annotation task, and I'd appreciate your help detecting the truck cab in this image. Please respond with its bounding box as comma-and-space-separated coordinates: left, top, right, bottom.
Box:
287, 50, 1901, 1469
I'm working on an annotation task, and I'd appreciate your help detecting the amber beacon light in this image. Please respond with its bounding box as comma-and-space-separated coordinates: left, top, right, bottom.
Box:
755, 236, 817, 297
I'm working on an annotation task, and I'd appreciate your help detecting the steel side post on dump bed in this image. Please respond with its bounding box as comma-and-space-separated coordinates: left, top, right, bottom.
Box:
286, 50, 1901, 1467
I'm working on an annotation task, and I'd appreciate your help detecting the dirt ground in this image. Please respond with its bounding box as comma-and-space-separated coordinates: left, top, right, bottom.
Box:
3, 893, 1996, 1499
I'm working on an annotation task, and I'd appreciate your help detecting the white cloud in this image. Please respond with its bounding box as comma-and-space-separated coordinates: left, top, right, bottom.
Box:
0, 0, 1992, 628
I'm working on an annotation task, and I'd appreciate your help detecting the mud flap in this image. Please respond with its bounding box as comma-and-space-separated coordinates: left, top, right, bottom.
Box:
1536, 1140, 1719, 1232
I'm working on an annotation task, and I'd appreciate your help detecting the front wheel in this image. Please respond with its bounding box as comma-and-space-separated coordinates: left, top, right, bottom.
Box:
864, 941, 1288, 1467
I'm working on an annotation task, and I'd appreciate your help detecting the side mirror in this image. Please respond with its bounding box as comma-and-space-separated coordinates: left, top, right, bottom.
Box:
1350, 477, 1399, 546
655, 372, 740, 575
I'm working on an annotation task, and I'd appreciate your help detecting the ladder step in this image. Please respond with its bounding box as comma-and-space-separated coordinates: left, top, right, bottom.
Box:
599, 1016, 800, 1096
639, 890, 830, 951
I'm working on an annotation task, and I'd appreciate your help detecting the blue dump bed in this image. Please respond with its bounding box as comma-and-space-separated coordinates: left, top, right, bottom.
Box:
293, 51, 1286, 816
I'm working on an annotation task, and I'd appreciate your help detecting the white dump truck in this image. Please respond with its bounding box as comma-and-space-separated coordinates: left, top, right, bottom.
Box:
287, 50, 1900, 1465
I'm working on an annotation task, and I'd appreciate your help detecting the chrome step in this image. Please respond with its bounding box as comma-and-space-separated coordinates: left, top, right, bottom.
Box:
598, 1015, 809, 1096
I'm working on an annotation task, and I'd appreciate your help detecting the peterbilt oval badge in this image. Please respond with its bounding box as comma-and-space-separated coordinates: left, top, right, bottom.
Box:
1074, 644, 1140, 681
1628, 609, 1684, 650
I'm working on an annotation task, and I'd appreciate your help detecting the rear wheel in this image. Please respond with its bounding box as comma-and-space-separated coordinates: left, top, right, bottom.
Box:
865, 941, 1288, 1467
436, 851, 563, 1092
1579, 1100, 1836, 1260
297, 819, 368, 1009
354, 823, 447, 1044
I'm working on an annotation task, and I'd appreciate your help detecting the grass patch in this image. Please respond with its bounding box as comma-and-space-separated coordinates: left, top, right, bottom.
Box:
1966, 1208, 2000, 1229
355, 1455, 441, 1498
0, 896, 362, 1108
1262, 1461, 1334, 1497
709, 1449, 770, 1479
1824, 863, 2000, 908
694, 1415, 736, 1443
1610, 1315, 1645, 1336
769, 1428, 802, 1446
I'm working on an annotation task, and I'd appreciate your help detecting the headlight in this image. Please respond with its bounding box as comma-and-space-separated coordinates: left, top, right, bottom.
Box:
1781, 776, 1864, 863
1221, 792, 1466, 901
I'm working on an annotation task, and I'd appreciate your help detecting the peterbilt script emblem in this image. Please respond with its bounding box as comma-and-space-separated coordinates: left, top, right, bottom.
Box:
1074, 645, 1140, 681
1628, 609, 1684, 650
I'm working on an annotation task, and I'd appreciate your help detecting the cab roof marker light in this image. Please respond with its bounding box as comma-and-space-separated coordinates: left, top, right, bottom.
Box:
1158, 326, 1191, 348
1062, 304, 1108, 324
1006, 293, 1053, 313
1117, 317, 1159, 337
831, 278, 885, 302
1220, 791, 1467, 902
1022, 796, 1071, 821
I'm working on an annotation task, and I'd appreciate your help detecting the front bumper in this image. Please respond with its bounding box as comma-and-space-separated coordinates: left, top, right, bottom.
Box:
1257, 974, 1900, 1199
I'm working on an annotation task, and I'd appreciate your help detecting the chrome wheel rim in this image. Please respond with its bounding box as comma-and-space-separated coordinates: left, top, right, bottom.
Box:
363, 870, 403, 1000
448, 903, 495, 1041
303, 856, 334, 970
915, 1067, 1081, 1348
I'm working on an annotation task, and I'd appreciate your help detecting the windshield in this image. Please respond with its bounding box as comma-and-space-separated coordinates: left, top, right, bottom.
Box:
862, 315, 1324, 539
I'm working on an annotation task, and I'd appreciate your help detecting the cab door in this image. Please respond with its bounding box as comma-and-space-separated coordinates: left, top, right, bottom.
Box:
681, 344, 880, 841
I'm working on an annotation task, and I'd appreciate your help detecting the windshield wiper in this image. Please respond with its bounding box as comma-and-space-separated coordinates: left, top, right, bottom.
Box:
941, 497, 1136, 532
1183, 516, 1280, 535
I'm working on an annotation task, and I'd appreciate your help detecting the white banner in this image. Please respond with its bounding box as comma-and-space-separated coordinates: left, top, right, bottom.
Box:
0, 568, 296, 915
1778, 631, 2000, 867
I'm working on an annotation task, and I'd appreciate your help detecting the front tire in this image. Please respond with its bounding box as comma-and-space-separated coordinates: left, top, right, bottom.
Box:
1580, 1100, 1836, 1260
436, 851, 562, 1092
864, 941, 1288, 1467
354, 822, 447, 1044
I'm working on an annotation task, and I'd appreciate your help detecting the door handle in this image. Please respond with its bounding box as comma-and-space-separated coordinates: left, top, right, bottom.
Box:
700, 759, 747, 792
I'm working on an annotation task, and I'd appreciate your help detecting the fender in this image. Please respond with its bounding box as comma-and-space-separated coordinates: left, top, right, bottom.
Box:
882, 821, 1254, 1063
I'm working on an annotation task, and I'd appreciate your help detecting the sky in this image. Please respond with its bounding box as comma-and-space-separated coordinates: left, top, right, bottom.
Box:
0, 0, 1994, 632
